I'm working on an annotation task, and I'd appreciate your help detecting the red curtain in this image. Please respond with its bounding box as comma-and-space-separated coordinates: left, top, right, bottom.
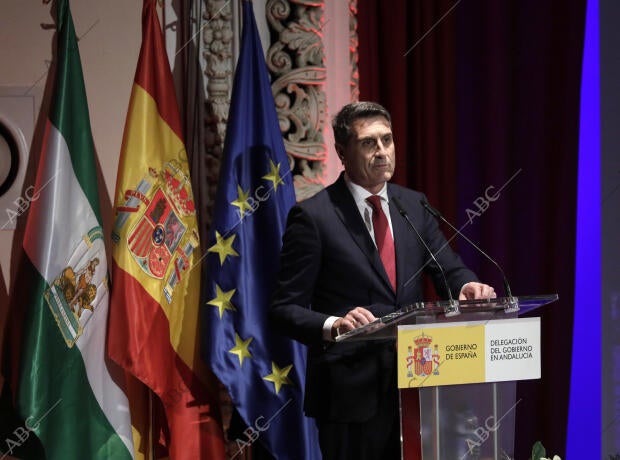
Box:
359, 0, 459, 221
358, 0, 586, 457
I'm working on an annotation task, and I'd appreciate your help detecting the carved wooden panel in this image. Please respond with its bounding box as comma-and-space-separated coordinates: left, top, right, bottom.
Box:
266, 0, 327, 201
349, 0, 360, 101
203, 0, 234, 224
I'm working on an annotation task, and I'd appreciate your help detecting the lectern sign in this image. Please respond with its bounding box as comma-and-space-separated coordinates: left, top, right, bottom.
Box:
397, 318, 541, 388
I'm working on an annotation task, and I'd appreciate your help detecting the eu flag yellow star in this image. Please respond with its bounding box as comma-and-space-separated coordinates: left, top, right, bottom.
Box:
263, 362, 293, 394
208, 230, 239, 265
207, 284, 237, 319
262, 160, 285, 191
229, 333, 253, 367
231, 184, 253, 218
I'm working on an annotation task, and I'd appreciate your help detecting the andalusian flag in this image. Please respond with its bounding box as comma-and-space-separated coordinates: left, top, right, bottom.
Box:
1, 0, 134, 458
201, 2, 320, 458
107, 1, 225, 458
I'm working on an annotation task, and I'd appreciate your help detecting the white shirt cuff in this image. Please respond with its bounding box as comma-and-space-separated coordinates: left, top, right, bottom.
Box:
322, 316, 340, 341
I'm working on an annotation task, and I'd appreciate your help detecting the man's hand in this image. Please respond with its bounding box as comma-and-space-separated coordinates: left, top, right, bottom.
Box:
459, 282, 496, 300
331, 306, 376, 339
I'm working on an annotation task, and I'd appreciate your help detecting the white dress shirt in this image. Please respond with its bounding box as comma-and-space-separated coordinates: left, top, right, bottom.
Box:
322, 175, 393, 340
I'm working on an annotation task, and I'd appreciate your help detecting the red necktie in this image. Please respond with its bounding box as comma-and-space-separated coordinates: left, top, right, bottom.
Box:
366, 195, 396, 291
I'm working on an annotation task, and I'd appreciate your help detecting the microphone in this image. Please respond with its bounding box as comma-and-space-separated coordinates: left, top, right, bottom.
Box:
390, 196, 460, 316
420, 200, 515, 305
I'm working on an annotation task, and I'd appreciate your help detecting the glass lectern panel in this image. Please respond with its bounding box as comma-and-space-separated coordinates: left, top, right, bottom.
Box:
409, 382, 516, 459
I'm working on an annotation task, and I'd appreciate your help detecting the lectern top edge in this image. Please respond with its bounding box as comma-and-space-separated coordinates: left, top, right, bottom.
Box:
335, 294, 558, 342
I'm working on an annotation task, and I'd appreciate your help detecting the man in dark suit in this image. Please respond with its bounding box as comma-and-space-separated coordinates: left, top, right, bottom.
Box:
270, 102, 495, 460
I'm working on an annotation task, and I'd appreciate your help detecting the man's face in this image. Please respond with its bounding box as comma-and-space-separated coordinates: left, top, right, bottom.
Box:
337, 116, 395, 194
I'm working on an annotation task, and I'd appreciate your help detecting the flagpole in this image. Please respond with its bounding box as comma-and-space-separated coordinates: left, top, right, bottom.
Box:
150, 390, 155, 460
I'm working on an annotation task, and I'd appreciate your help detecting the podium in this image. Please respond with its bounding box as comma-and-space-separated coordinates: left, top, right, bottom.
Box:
335, 295, 558, 460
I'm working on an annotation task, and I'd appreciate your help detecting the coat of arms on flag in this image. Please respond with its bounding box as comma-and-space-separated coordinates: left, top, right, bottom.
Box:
112, 160, 198, 303
44, 226, 107, 348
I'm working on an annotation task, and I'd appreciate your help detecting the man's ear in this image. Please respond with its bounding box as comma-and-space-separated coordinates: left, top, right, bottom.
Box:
335, 144, 344, 161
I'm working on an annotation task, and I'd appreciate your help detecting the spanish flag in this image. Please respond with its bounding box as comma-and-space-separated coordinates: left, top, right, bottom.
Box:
107, 1, 225, 458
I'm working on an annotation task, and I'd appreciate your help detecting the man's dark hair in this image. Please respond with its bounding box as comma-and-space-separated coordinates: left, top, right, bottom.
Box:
332, 101, 392, 146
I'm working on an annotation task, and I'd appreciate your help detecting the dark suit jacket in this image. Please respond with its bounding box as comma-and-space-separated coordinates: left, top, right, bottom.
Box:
270, 174, 477, 423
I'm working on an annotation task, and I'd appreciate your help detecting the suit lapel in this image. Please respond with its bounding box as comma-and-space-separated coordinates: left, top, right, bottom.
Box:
329, 176, 394, 293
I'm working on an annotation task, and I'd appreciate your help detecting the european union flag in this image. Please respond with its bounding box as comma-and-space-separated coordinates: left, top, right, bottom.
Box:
201, 1, 321, 458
